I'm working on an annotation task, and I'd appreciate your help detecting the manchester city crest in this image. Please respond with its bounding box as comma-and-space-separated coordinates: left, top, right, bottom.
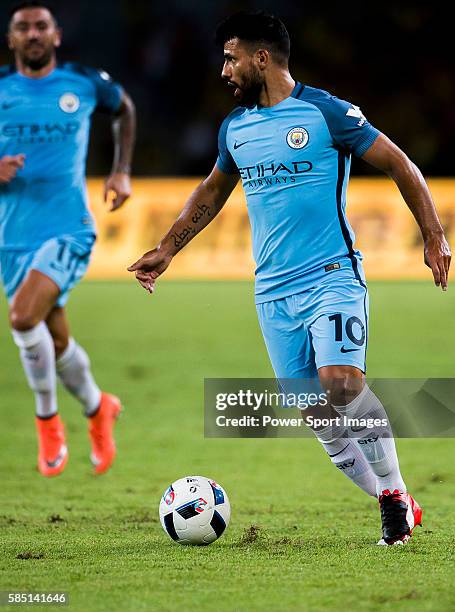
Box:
59, 92, 80, 113
286, 126, 309, 149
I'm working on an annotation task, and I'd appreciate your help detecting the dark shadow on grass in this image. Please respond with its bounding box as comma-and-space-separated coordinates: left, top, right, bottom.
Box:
375, 589, 420, 603
48, 514, 65, 523
16, 551, 45, 560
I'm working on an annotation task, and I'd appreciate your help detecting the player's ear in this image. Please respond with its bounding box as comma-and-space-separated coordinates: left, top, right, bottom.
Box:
6, 32, 14, 51
54, 27, 62, 49
255, 48, 270, 71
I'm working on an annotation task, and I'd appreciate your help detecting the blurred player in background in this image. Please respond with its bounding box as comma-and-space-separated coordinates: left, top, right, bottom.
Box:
0, 1, 136, 476
129, 11, 450, 544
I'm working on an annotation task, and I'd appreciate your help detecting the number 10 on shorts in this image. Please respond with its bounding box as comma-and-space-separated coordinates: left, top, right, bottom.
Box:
328, 313, 366, 348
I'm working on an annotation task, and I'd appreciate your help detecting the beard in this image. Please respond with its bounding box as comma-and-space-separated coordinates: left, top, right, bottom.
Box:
20, 44, 54, 71
231, 65, 264, 107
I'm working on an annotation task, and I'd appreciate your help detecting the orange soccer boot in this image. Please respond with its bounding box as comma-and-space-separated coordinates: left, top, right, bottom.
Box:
35, 414, 68, 477
88, 393, 121, 475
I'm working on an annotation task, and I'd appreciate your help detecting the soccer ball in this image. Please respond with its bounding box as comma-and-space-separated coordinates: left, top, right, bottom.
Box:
159, 476, 230, 545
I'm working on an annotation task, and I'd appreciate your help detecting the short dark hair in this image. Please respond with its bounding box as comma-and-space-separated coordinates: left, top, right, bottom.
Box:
9, 1, 57, 23
215, 11, 290, 65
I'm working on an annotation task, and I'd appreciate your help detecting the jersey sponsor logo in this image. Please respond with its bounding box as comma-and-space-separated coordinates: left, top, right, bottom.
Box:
59, 93, 80, 113
233, 140, 249, 149
239, 160, 313, 190
239, 160, 313, 180
346, 105, 366, 127
1, 121, 80, 144
286, 127, 309, 149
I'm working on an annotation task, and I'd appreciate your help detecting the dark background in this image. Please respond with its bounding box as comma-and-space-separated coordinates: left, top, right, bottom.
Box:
1, 0, 452, 176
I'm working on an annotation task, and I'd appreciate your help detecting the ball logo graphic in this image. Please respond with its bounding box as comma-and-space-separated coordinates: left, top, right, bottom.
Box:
194, 497, 207, 514
163, 486, 175, 506
194, 498, 208, 513
59, 93, 80, 113
286, 127, 309, 149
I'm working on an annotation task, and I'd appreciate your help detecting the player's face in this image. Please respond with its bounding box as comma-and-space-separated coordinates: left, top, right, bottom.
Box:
221, 38, 264, 106
8, 8, 61, 70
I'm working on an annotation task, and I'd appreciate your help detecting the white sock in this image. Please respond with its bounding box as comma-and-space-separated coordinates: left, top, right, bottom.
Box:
56, 338, 101, 416
334, 385, 406, 496
12, 322, 57, 419
314, 422, 377, 497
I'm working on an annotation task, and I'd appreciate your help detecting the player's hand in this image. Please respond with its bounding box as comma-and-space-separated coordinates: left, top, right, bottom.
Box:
424, 232, 451, 291
104, 172, 131, 211
0, 154, 25, 183
127, 248, 173, 293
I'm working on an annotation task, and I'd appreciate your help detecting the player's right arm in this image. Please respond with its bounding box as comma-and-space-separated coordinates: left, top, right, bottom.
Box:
0, 154, 25, 183
127, 165, 238, 292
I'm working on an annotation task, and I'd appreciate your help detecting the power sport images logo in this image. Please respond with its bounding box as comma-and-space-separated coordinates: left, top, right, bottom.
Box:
238, 159, 313, 190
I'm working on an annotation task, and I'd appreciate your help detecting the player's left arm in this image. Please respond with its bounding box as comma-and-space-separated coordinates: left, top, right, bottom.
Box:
104, 90, 136, 211
362, 134, 451, 290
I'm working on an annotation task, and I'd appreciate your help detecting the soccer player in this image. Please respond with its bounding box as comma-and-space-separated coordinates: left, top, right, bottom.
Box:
128, 12, 451, 544
0, 1, 136, 476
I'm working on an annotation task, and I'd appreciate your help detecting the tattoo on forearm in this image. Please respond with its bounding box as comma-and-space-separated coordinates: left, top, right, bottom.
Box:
171, 225, 194, 248
190, 203, 211, 225
171, 204, 211, 248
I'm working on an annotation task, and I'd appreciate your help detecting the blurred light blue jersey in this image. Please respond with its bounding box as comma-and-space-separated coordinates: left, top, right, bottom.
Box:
0, 63, 123, 250
217, 82, 380, 303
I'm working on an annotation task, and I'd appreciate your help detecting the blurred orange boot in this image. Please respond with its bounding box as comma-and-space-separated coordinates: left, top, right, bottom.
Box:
88, 393, 121, 475
35, 414, 68, 477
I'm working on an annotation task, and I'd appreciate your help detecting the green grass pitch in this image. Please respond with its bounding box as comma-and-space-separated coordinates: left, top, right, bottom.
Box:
0, 280, 454, 611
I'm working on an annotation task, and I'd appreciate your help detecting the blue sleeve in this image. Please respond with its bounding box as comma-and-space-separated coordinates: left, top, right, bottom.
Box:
90, 68, 123, 114
303, 88, 380, 156
64, 64, 123, 113
216, 113, 239, 175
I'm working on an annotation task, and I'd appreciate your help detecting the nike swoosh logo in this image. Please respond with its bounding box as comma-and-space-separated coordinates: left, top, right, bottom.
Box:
49, 262, 65, 272
1, 101, 21, 110
47, 446, 67, 468
327, 443, 349, 457
233, 141, 248, 149
340, 346, 361, 353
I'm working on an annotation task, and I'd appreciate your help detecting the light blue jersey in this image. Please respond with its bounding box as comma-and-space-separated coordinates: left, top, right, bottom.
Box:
217, 82, 380, 304
0, 63, 123, 250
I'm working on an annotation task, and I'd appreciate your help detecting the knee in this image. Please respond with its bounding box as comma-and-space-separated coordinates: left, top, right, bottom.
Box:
52, 335, 69, 357
318, 366, 364, 406
9, 306, 41, 331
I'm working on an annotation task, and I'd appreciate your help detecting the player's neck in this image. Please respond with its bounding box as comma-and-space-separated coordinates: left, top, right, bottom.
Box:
16, 56, 57, 79
258, 71, 295, 108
